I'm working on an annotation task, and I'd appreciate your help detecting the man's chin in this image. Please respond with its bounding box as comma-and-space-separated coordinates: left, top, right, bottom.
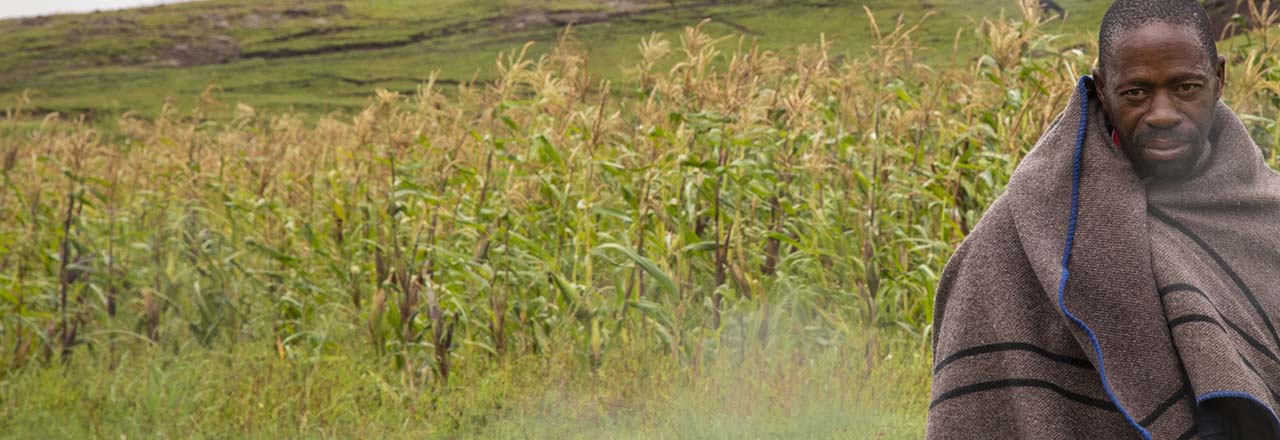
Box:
1127, 141, 1207, 181
1139, 157, 1200, 181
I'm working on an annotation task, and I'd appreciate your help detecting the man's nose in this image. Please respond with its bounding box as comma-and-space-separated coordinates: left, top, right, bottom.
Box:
1144, 92, 1182, 129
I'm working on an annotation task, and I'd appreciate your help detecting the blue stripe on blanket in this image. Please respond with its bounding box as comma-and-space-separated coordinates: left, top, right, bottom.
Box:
1055, 75, 1152, 440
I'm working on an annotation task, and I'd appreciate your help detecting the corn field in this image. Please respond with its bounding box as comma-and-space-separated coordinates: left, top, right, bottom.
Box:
6, 3, 1280, 438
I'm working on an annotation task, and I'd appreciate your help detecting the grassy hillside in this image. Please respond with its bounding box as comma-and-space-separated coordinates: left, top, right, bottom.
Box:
0, 0, 1109, 119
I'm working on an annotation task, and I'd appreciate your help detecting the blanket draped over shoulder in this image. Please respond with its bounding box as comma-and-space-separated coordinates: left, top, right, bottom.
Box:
928, 76, 1280, 439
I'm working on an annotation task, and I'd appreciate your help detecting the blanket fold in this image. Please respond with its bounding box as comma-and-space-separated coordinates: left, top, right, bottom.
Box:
929, 76, 1280, 439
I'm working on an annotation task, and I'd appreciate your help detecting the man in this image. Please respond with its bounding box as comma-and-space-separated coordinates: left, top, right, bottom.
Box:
929, 0, 1280, 438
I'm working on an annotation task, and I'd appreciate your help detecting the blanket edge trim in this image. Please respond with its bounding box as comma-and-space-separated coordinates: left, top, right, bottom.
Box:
1056, 75, 1152, 440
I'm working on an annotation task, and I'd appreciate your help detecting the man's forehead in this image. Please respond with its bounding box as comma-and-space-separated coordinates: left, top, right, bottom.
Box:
1107, 22, 1213, 76
1114, 22, 1200, 52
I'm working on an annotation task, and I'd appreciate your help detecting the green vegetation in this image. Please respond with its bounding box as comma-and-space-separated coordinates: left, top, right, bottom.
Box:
7, 0, 1280, 438
1, 0, 1109, 119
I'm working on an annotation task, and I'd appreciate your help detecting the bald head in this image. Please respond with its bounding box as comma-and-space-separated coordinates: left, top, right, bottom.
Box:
1098, 0, 1218, 75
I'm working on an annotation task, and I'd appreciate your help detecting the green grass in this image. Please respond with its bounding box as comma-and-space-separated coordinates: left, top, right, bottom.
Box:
0, 329, 928, 438
0, 0, 1110, 119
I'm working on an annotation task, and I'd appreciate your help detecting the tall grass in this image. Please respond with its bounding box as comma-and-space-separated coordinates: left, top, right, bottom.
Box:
5, 3, 1280, 437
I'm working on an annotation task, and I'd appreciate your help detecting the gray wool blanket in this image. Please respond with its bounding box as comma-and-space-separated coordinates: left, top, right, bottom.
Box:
928, 76, 1280, 439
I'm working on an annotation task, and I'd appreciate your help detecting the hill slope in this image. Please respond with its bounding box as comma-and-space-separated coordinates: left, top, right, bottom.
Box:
0, 0, 1108, 118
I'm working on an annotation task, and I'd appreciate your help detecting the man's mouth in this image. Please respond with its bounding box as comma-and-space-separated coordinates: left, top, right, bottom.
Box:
1139, 138, 1192, 162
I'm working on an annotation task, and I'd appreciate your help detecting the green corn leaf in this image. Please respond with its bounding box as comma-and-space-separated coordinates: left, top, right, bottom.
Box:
594, 243, 679, 297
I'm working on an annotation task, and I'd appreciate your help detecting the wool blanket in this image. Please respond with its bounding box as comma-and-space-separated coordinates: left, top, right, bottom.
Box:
928, 76, 1280, 439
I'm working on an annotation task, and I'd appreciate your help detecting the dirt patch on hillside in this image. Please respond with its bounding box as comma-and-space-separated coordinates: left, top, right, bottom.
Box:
160, 34, 240, 67
263, 26, 358, 44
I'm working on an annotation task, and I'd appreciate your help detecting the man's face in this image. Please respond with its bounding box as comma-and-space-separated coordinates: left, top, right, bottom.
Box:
1095, 22, 1225, 180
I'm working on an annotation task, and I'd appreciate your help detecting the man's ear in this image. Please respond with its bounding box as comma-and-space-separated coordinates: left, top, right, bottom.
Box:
1215, 55, 1226, 99
1092, 67, 1108, 110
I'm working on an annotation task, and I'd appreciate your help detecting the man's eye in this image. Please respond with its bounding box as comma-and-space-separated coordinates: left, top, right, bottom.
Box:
1177, 83, 1202, 92
1120, 89, 1145, 98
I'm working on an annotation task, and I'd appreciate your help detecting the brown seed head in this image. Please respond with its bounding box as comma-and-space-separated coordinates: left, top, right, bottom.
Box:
1, 146, 16, 174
